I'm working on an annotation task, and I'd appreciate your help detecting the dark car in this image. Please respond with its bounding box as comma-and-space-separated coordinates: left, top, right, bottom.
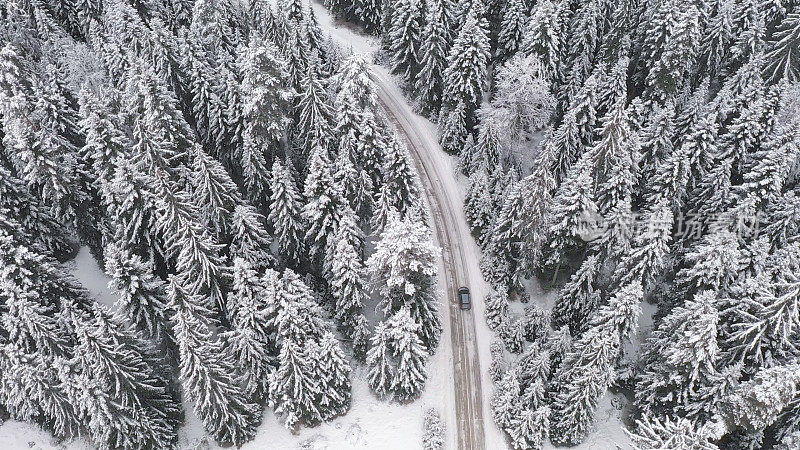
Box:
459, 287, 471, 310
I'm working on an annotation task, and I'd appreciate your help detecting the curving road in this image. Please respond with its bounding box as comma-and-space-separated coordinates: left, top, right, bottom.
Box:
372, 72, 487, 450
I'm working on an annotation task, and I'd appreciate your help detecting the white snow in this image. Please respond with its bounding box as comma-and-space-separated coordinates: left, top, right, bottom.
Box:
64, 246, 117, 309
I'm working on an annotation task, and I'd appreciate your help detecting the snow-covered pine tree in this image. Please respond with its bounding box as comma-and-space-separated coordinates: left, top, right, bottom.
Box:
521, 0, 561, 83
229, 204, 275, 270
368, 214, 441, 351
635, 290, 720, 419
764, 13, 800, 83
390, 0, 423, 86
642, 2, 701, 107
269, 338, 322, 429
104, 243, 171, 348
303, 145, 346, 263
551, 282, 642, 446
238, 39, 292, 201
423, 408, 445, 450
223, 260, 275, 404
491, 368, 522, 433
551, 254, 600, 337
415, 0, 449, 117
70, 305, 181, 450
389, 307, 429, 401
329, 225, 367, 335
367, 320, 395, 398
313, 331, 352, 420
268, 158, 305, 265
497, 0, 526, 61
295, 69, 334, 157
627, 416, 718, 450
383, 134, 421, 216
442, 6, 490, 122
0, 165, 74, 260
168, 276, 260, 445
439, 100, 469, 154
190, 144, 244, 235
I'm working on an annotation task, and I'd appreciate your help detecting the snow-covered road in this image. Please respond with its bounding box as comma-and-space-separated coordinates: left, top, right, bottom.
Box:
373, 71, 486, 450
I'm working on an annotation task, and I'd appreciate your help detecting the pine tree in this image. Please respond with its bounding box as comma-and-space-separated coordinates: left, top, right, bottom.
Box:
764, 13, 800, 83
330, 227, 367, 334
719, 363, 800, 434
643, 3, 701, 106
627, 416, 718, 450
238, 40, 292, 199
0, 165, 74, 260
168, 276, 260, 446
439, 100, 469, 154
223, 260, 275, 404
545, 159, 599, 268
521, 0, 561, 83
635, 290, 720, 419
383, 134, 421, 215
313, 331, 352, 420
367, 320, 394, 398
492, 368, 521, 432
70, 306, 181, 450
190, 144, 243, 235
230, 204, 275, 270
295, 69, 334, 156
303, 146, 346, 262
416, 0, 449, 117
497, 0, 526, 60
442, 8, 490, 119
268, 158, 305, 265
269, 338, 322, 429
423, 408, 445, 450
551, 254, 601, 336
367, 215, 441, 351
551, 282, 642, 446
389, 307, 429, 401
390, 0, 424, 85
104, 243, 171, 348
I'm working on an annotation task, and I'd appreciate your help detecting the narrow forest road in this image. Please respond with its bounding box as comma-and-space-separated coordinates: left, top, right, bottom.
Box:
372, 71, 487, 450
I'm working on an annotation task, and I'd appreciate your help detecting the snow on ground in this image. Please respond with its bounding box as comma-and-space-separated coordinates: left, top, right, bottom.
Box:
64, 246, 117, 309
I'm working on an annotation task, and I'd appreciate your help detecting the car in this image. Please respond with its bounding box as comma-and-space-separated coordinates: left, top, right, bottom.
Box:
458, 287, 471, 310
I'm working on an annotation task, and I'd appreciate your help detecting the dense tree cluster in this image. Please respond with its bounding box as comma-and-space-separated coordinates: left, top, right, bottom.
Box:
332, 0, 800, 448
0, 0, 440, 446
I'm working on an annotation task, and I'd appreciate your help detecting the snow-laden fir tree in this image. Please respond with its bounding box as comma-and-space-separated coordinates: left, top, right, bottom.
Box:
423, 408, 445, 450
168, 276, 260, 446
313, 331, 352, 420
442, 7, 490, 123
497, 0, 526, 61
103, 243, 171, 349
551, 282, 642, 446
367, 320, 395, 398
229, 204, 275, 270
0, 165, 74, 260
329, 224, 367, 335
439, 100, 469, 154
551, 254, 601, 336
415, 0, 450, 117
69, 305, 182, 450
294, 69, 334, 157
635, 290, 720, 420
389, 307, 429, 401
521, 0, 562, 83
268, 158, 305, 265
269, 338, 322, 429
764, 13, 800, 83
390, 0, 423, 85
303, 145, 346, 263
238, 39, 292, 201
223, 260, 275, 404
368, 214, 441, 351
